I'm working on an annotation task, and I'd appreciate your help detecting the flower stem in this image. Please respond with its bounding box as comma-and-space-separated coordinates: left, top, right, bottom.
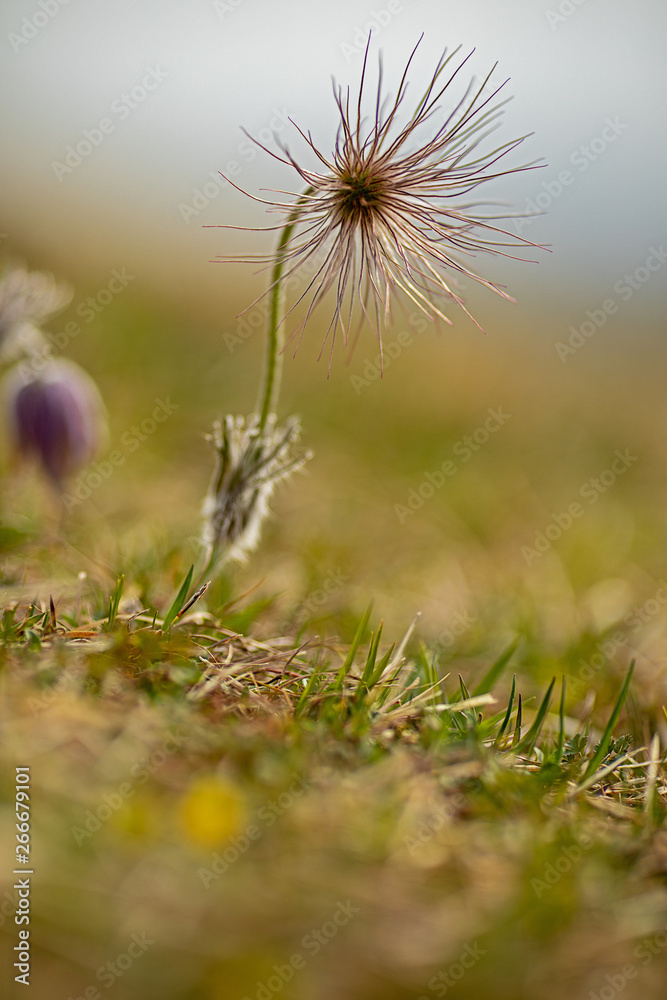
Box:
256, 188, 312, 431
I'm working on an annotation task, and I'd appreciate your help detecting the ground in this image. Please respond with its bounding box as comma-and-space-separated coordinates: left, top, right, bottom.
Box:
1, 295, 667, 999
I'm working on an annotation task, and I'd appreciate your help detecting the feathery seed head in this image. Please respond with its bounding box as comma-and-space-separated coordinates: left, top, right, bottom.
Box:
216, 37, 546, 370
0, 261, 72, 354
202, 413, 309, 565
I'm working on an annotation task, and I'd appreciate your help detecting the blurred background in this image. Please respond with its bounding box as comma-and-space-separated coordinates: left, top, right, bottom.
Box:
3, 5, 667, 1000
1, 0, 667, 640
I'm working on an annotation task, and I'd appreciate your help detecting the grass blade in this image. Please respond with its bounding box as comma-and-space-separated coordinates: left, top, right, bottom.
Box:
643, 733, 661, 826
431, 694, 496, 714
440, 685, 465, 732
360, 644, 395, 696
333, 603, 372, 690
473, 637, 519, 698
162, 566, 194, 633
555, 676, 567, 763
511, 693, 523, 748
105, 574, 125, 631
359, 622, 384, 687
570, 751, 636, 797
515, 677, 556, 753
295, 660, 326, 715
417, 643, 443, 708
494, 674, 516, 747
581, 661, 635, 781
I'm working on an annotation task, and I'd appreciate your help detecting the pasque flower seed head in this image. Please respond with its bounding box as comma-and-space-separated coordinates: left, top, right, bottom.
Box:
0, 260, 72, 355
200, 37, 545, 573
216, 37, 545, 370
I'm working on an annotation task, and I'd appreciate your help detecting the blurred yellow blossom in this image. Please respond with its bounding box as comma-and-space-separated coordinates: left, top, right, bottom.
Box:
178, 775, 247, 848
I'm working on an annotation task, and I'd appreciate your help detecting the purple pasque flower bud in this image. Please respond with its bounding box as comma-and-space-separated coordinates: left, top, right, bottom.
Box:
5, 359, 105, 488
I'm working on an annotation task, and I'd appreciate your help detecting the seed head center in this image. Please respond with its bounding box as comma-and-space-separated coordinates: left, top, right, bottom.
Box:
337, 168, 384, 222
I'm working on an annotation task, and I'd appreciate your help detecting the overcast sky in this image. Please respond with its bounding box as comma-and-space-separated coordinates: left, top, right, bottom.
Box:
1, 0, 665, 319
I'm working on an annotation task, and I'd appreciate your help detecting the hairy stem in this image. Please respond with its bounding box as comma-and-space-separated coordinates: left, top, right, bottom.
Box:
256, 188, 313, 430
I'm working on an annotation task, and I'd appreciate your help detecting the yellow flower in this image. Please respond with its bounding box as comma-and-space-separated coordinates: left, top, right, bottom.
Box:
178, 775, 246, 849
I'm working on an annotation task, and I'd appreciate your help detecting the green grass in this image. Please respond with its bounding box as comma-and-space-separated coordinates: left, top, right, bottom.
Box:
1, 569, 666, 1000
2, 296, 667, 998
